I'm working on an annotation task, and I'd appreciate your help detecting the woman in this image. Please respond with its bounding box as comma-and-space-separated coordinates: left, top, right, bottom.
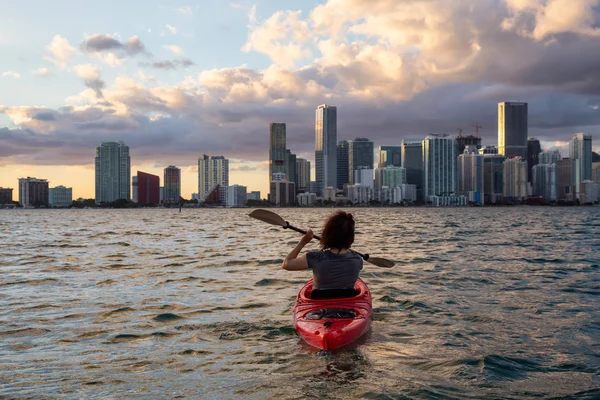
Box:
282, 211, 363, 299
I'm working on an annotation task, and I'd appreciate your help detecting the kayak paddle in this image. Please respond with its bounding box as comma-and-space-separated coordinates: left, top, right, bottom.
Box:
249, 209, 395, 269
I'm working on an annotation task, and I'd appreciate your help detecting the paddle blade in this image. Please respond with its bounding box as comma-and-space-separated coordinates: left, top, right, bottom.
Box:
249, 209, 287, 227
366, 257, 395, 268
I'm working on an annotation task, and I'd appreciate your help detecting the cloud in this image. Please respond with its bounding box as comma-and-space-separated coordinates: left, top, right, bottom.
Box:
163, 45, 184, 54
2, 71, 20, 79
2, 0, 600, 170
140, 58, 194, 70
178, 6, 193, 16
44, 35, 77, 69
73, 64, 105, 99
33, 67, 53, 77
80, 34, 148, 65
166, 24, 177, 35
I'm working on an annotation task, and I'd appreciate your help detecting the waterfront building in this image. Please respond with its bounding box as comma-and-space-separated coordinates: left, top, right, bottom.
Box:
402, 184, 417, 202
322, 186, 336, 201
375, 166, 406, 189
132, 176, 138, 203
527, 138, 542, 183
0, 187, 13, 205
198, 155, 229, 204
269, 123, 287, 181
580, 181, 599, 204
347, 185, 373, 205
315, 104, 337, 194
227, 185, 247, 207
164, 165, 181, 204
593, 162, 600, 183
423, 134, 458, 203
191, 193, 200, 201
247, 191, 261, 201
337, 141, 349, 189
556, 158, 575, 202
402, 139, 423, 201
354, 167, 374, 188
297, 192, 317, 206
296, 159, 311, 193
429, 195, 467, 207
569, 133, 593, 200
532, 164, 557, 202
502, 157, 527, 203
483, 154, 505, 204
498, 102, 528, 159
539, 150, 562, 165
286, 150, 297, 191
49, 186, 72, 208
18, 177, 49, 207
458, 146, 485, 205
95, 141, 130, 204
348, 138, 374, 184
270, 180, 296, 206
138, 171, 160, 205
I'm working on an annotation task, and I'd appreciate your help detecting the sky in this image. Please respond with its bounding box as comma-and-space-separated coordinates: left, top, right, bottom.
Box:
1, 0, 600, 200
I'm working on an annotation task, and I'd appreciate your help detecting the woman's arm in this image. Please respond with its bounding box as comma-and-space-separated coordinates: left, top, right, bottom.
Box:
282, 229, 313, 271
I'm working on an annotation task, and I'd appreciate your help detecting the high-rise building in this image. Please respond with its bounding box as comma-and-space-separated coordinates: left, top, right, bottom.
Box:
18, 177, 49, 207
247, 191, 261, 201
132, 176, 138, 203
456, 134, 482, 155
556, 158, 575, 202
375, 166, 406, 189
164, 165, 181, 204
532, 164, 557, 202
527, 138, 542, 183
315, 104, 337, 194
592, 162, 600, 183
458, 147, 484, 205
502, 157, 527, 203
198, 155, 229, 204
227, 185, 247, 207
483, 154, 505, 204
286, 150, 297, 191
569, 133, 593, 200
422, 134, 457, 201
539, 149, 562, 165
138, 171, 160, 205
49, 186, 72, 208
95, 141, 131, 204
479, 146, 498, 155
337, 140, 349, 189
0, 187, 13, 205
401, 140, 423, 201
296, 158, 311, 193
354, 167, 374, 188
270, 180, 296, 206
269, 123, 287, 181
348, 138, 374, 184
378, 146, 402, 168
498, 102, 528, 159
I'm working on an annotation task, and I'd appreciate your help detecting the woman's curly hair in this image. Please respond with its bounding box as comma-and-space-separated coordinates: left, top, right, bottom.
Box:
319, 211, 355, 250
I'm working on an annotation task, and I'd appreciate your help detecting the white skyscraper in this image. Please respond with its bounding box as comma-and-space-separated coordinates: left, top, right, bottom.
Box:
95, 141, 130, 204
315, 104, 337, 195
198, 155, 229, 203
503, 157, 527, 202
354, 167, 374, 188
458, 146, 485, 205
422, 134, 458, 201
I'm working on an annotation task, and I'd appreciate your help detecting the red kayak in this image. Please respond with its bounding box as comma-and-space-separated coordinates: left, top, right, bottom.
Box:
293, 278, 372, 351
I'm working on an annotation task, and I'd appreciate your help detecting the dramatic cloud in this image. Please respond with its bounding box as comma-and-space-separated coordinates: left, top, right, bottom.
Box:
80, 34, 148, 65
2, 0, 600, 169
33, 67, 53, 77
2, 71, 20, 79
45, 34, 77, 69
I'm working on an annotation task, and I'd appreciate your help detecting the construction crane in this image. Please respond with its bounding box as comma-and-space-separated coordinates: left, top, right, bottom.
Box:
471, 123, 482, 137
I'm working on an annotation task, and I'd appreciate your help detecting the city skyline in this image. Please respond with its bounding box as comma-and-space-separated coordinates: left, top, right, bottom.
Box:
2, 1, 600, 198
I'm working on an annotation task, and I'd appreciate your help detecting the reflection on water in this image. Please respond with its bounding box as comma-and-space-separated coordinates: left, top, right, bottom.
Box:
0, 207, 599, 399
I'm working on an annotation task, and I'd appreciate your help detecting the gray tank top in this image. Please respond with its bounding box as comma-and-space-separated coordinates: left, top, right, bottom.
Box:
306, 250, 363, 290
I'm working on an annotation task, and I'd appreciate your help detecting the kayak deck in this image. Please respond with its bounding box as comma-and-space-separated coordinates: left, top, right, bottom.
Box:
293, 279, 372, 351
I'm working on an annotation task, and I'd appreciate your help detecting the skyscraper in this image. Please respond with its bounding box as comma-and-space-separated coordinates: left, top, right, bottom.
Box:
498, 102, 528, 159
527, 138, 542, 183
502, 157, 527, 203
95, 141, 131, 204
379, 146, 402, 168
458, 146, 484, 205
315, 104, 337, 194
348, 138, 374, 184
422, 134, 457, 200
483, 154, 505, 204
198, 155, 229, 204
138, 171, 160, 205
19, 177, 49, 207
49, 186, 72, 208
0, 187, 13, 205
532, 164, 557, 202
164, 165, 181, 204
286, 150, 297, 191
539, 150, 562, 165
296, 158, 311, 193
132, 176, 138, 203
269, 123, 287, 181
336, 140, 349, 189
569, 133, 592, 200
401, 140, 423, 201
556, 158, 575, 202
374, 166, 406, 189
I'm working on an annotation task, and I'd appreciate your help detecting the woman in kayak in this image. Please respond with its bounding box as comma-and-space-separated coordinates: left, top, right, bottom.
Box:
282, 211, 363, 299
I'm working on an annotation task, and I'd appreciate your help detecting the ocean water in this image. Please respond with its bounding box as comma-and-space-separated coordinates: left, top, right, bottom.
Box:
0, 207, 599, 399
